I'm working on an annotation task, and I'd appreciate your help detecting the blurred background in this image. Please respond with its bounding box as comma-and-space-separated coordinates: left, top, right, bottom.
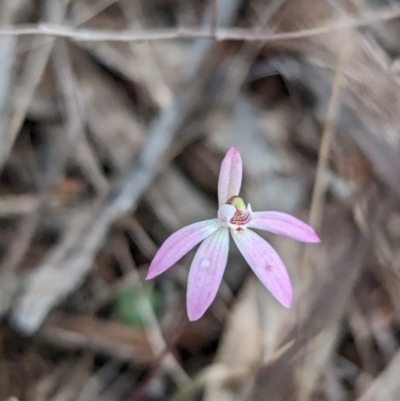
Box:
0, 0, 400, 400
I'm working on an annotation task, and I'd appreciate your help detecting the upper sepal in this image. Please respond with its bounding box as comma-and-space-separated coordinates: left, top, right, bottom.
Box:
218, 147, 243, 206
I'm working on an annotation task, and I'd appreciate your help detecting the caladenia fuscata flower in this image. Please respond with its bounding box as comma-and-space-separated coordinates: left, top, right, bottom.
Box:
146, 147, 320, 321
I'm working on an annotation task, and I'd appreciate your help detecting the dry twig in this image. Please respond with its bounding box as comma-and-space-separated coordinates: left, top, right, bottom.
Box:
0, 5, 400, 42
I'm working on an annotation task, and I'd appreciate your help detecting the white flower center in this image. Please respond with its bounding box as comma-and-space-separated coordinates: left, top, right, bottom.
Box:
217, 196, 253, 232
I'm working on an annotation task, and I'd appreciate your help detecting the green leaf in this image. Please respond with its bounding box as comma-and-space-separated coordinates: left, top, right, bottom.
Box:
114, 285, 158, 326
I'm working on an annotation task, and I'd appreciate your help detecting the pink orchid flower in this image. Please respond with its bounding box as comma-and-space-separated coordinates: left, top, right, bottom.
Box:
146, 147, 320, 321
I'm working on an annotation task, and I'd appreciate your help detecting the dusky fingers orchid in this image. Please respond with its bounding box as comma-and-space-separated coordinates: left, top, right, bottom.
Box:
146, 147, 320, 321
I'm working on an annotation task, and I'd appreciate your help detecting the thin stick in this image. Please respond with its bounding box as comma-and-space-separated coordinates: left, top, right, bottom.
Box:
115, 236, 190, 390
0, 5, 399, 42
296, 11, 357, 389
308, 27, 355, 229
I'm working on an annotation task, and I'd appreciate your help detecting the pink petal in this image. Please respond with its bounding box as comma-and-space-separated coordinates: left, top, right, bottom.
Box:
233, 229, 292, 307
187, 228, 229, 321
249, 212, 320, 243
218, 147, 243, 206
146, 219, 220, 280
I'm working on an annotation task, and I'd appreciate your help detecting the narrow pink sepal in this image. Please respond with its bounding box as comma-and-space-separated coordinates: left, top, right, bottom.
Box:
218, 147, 243, 206
146, 219, 220, 280
233, 229, 292, 308
187, 228, 229, 321
249, 212, 320, 243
